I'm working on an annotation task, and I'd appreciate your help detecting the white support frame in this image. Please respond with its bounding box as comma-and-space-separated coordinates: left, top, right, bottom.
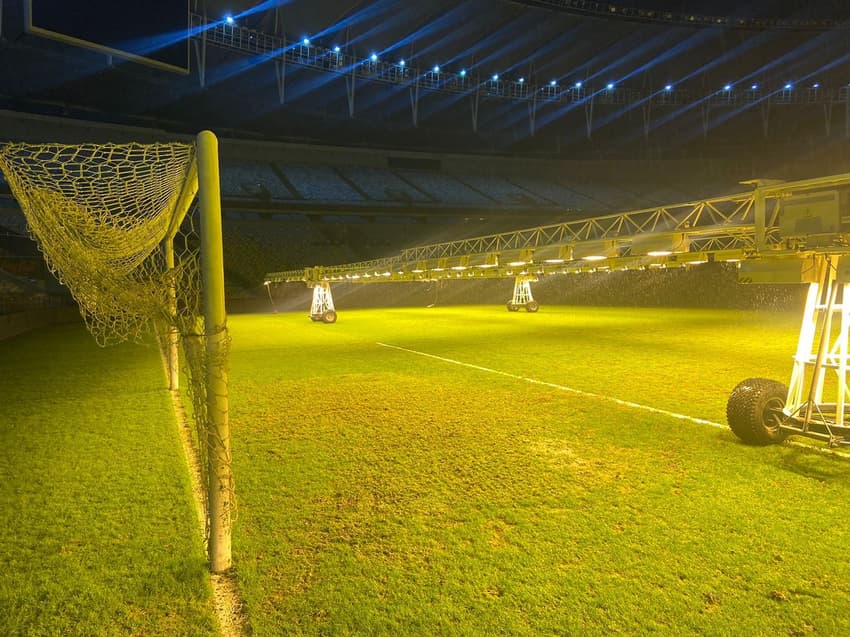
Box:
783, 256, 850, 444
310, 281, 335, 318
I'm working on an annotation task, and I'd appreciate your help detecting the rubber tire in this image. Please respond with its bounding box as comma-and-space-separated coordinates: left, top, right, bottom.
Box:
726, 377, 789, 445
309, 315, 321, 322
507, 303, 520, 312
526, 301, 540, 313
322, 310, 338, 324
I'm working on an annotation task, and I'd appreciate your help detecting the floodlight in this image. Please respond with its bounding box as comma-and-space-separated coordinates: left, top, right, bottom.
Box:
492, 74, 500, 81
751, 83, 758, 90
399, 59, 405, 66
370, 53, 378, 62
518, 77, 525, 84
460, 69, 467, 77
664, 84, 672, 91
550, 80, 557, 87
723, 84, 732, 91
302, 37, 310, 46
813, 82, 820, 88
784, 82, 792, 90
225, 15, 234, 24
606, 82, 614, 90
573, 240, 619, 261
433, 65, 440, 73
333, 45, 341, 53
502, 249, 534, 267
632, 232, 689, 257
534, 245, 571, 264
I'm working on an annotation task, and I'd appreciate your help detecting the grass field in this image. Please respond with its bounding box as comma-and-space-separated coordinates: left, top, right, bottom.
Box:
4, 305, 850, 635
0, 324, 217, 637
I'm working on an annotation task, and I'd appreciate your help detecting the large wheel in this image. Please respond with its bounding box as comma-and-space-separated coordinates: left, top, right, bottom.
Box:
322, 310, 338, 324
526, 300, 540, 313
506, 302, 520, 312
726, 378, 789, 445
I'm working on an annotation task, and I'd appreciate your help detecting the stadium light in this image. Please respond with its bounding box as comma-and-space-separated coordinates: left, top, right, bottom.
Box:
225, 15, 234, 25
664, 84, 672, 91
750, 83, 758, 90
370, 53, 378, 62
492, 73, 499, 81
784, 82, 792, 90
433, 65, 440, 73
518, 77, 525, 84
550, 80, 557, 87
459, 69, 467, 77
574, 240, 619, 261
813, 82, 820, 88
333, 45, 341, 53
399, 59, 405, 67
575, 81, 582, 89
606, 82, 614, 90
302, 37, 310, 46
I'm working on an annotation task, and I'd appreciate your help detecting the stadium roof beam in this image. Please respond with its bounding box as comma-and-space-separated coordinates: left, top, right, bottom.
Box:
188, 13, 850, 139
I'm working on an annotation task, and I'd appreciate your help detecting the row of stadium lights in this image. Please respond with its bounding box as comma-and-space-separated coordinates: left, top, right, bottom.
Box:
223, 16, 847, 92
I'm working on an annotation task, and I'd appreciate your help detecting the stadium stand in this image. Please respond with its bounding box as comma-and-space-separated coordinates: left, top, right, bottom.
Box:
220, 160, 295, 201
393, 170, 494, 206
277, 165, 365, 202
337, 166, 431, 203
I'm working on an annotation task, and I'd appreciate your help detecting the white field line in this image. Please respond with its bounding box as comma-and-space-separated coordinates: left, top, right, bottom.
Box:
377, 341, 850, 460
377, 342, 724, 428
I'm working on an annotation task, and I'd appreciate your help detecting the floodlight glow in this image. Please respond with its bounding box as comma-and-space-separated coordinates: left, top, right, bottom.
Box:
507, 260, 528, 267
451, 265, 467, 271
549, 80, 557, 87
582, 255, 608, 262
492, 74, 499, 81
433, 65, 440, 73
399, 59, 405, 66
302, 37, 310, 46
647, 250, 672, 257
751, 83, 758, 90
813, 82, 820, 88
460, 69, 467, 77
575, 81, 583, 89
723, 84, 732, 91
664, 84, 672, 91
784, 82, 792, 90
606, 82, 614, 90
518, 77, 525, 84
225, 15, 234, 24
370, 53, 378, 62
333, 45, 341, 53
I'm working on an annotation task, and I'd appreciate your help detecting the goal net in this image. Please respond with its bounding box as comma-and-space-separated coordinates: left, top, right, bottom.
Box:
0, 132, 233, 571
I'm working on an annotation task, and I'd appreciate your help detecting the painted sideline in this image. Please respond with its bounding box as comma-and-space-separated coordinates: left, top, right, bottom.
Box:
377, 342, 850, 460
377, 341, 724, 428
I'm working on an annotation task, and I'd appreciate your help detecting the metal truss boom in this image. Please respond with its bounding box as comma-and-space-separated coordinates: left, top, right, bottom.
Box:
266, 171, 850, 286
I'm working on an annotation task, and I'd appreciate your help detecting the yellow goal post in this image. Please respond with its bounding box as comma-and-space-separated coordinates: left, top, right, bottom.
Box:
0, 130, 233, 573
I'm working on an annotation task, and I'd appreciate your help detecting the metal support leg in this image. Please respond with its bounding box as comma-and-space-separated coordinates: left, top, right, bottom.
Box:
310, 281, 337, 323
507, 275, 539, 313
783, 255, 850, 445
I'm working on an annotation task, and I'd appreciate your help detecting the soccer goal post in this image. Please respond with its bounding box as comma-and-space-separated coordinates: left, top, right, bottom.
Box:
0, 130, 233, 572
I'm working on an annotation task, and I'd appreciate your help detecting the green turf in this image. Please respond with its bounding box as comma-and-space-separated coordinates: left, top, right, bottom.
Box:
0, 324, 217, 637
4, 306, 850, 636
227, 305, 850, 636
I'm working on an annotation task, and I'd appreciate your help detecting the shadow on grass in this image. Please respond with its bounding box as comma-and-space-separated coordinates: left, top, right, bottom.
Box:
778, 444, 850, 483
